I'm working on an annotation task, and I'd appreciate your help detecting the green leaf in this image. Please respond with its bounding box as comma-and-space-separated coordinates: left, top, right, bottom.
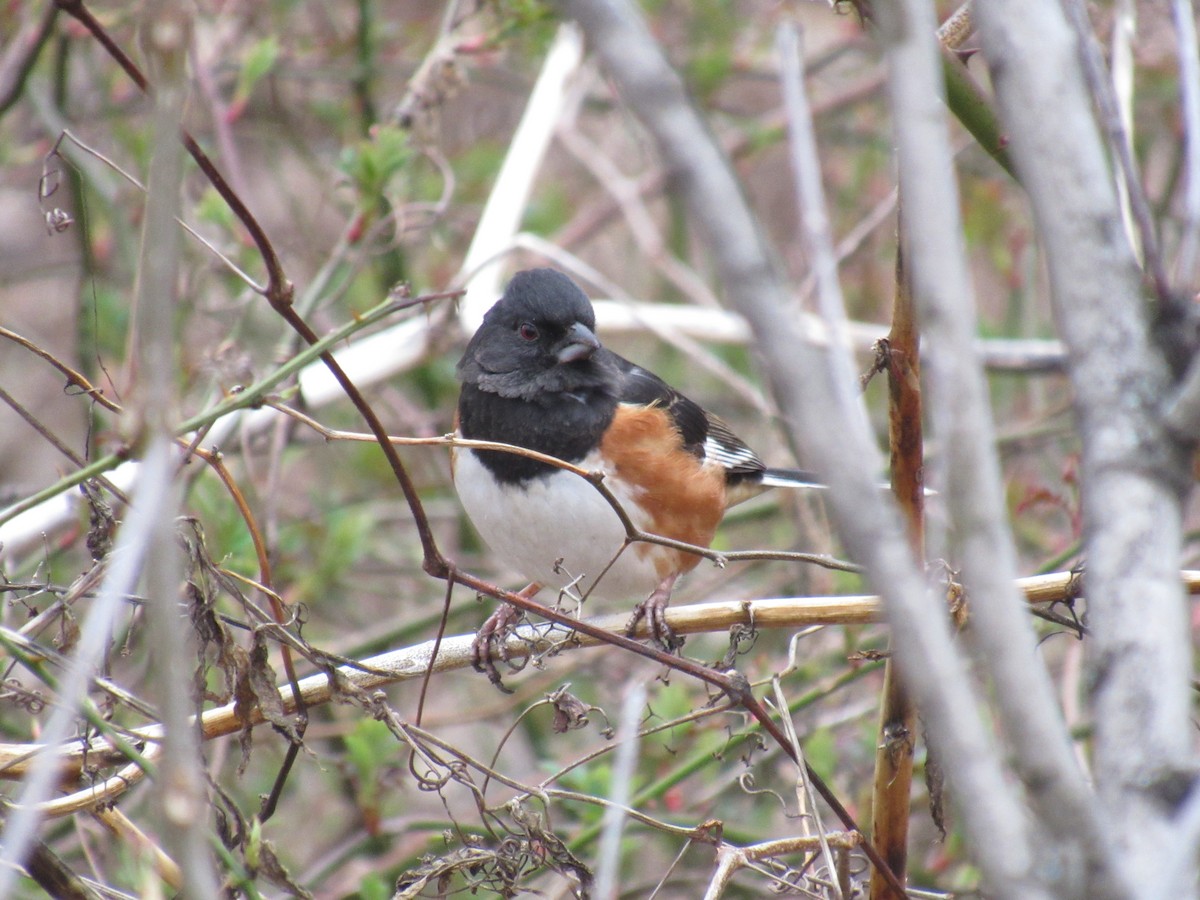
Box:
352, 873, 393, 900
196, 186, 236, 230
339, 125, 414, 201
344, 718, 394, 786
234, 37, 281, 106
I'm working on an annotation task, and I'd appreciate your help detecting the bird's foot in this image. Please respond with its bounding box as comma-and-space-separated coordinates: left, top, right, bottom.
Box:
471, 584, 542, 691
471, 604, 526, 692
625, 577, 683, 652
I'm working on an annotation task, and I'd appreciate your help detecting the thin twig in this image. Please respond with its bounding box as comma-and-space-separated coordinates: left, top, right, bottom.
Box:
1171, 0, 1200, 290
773, 677, 844, 900
594, 684, 645, 897
263, 403, 862, 573
0, 2, 59, 116
0, 290, 451, 542
53, 129, 262, 291
0, 326, 121, 414
1060, 0, 1172, 305
0, 386, 126, 505
778, 24, 869, 443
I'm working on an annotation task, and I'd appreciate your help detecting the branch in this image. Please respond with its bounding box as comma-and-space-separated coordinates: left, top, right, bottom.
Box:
128, 7, 220, 891
0, 596, 878, 816
261, 407, 860, 574
975, 0, 1195, 888
0, 290, 452, 555
556, 0, 1085, 895
1060, 0, 1172, 306
877, 0, 1125, 893
1172, 0, 1200, 289
8, 566, 1200, 814
0, 2, 57, 116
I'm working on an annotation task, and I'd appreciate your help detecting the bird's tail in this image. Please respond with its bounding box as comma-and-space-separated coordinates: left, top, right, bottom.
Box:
759, 467, 936, 496
759, 467, 828, 490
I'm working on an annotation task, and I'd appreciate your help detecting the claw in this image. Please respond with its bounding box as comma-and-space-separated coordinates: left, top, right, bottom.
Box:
471, 583, 541, 691
625, 573, 683, 652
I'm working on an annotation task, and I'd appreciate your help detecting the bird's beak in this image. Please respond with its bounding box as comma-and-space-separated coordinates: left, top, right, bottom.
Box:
555, 322, 601, 364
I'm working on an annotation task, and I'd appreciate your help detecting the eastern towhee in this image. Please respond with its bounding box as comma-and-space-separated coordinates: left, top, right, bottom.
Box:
453, 268, 822, 672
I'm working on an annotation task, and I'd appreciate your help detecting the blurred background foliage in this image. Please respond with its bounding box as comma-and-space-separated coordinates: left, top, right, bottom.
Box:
0, 0, 1191, 896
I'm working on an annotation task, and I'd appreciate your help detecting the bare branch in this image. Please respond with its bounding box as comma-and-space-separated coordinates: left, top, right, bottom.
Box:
1171, 0, 1200, 289
557, 2, 1011, 895
0, 2, 57, 116
0, 423, 180, 894
128, 7, 221, 894
1060, 0, 1172, 305
877, 0, 1131, 894
975, 0, 1196, 887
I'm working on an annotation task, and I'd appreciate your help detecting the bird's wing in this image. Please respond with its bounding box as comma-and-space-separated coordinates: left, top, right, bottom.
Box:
608, 352, 766, 478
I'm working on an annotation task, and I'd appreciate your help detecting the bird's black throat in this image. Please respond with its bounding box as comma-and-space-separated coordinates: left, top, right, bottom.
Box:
457, 383, 618, 484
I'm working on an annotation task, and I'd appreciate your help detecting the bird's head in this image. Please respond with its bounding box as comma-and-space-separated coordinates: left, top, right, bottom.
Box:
457, 269, 618, 400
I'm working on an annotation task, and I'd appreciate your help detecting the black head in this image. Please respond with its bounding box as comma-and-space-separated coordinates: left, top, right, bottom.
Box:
457, 268, 619, 401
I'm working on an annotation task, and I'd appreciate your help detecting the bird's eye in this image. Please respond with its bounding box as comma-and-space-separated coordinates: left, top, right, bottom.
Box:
517, 322, 539, 341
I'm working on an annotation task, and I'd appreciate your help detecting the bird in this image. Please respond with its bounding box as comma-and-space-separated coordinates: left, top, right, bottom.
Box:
452, 268, 823, 679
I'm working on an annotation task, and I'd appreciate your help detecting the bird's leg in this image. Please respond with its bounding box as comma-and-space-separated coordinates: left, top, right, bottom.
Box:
472, 582, 542, 689
625, 573, 683, 652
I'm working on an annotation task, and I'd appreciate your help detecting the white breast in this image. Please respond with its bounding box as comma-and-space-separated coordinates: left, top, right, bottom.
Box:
453, 447, 664, 606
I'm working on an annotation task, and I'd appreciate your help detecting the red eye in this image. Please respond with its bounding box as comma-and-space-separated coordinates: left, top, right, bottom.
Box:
518, 322, 539, 341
